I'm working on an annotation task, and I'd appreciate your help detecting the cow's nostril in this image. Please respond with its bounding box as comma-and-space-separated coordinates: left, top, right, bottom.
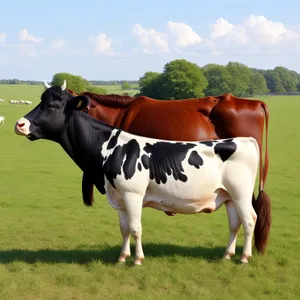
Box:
18, 123, 25, 127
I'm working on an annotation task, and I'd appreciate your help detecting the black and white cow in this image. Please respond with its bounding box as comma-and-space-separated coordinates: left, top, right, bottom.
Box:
15, 81, 271, 265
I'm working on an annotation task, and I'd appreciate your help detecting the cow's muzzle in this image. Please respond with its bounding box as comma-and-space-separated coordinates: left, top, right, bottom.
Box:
15, 117, 32, 137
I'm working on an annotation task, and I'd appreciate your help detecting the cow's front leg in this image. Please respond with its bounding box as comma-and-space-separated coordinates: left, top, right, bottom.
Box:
123, 192, 144, 266
117, 210, 131, 263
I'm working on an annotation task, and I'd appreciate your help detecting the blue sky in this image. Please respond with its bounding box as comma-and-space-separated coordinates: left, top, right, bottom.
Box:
1, 0, 300, 80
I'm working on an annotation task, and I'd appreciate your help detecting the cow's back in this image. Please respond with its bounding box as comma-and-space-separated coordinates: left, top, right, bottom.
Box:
211, 94, 267, 143
122, 97, 220, 141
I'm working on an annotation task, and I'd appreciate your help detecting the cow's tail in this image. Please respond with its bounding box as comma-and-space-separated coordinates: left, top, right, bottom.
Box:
252, 102, 271, 254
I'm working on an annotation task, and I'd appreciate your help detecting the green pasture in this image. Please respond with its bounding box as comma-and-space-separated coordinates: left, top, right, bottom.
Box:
0, 85, 299, 300
0, 83, 139, 101
101, 84, 139, 96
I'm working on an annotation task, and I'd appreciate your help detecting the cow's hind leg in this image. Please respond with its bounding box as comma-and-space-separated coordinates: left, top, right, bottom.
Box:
223, 200, 241, 260
225, 182, 257, 263
123, 192, 144, 266
231, 196, 257, 263
117, 210, 131, 263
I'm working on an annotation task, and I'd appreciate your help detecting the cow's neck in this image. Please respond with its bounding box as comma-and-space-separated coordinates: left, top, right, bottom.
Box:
90, 105, 130, 129
58, 111, 113, 172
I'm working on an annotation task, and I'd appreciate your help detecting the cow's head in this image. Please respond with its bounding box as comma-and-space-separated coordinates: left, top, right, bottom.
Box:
15, 80, 91, 141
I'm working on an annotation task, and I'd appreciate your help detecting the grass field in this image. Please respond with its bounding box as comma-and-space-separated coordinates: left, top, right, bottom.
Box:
0, 83, 139, 101
0, 85, 300, 299
100, 84, 139, 96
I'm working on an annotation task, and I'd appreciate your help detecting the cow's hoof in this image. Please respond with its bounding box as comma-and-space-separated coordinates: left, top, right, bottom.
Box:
118, 254, 130, 263
240, 254, 251, 264
134, 258, 144, 266
223, 251, 234, 260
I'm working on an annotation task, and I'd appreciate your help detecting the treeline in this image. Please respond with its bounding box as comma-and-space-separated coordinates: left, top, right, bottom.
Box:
90, 80, 139, 86
137, 60, 300, 99
0, 78, 139, 87
0, 79, 43, 85
2, 59, 300, 99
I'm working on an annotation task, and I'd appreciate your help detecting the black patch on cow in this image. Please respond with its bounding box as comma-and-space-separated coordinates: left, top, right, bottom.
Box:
188, 151, 204, 169
141, 154, 149, 169
143, 142, 195, 184
214, 139, 237, 162
186, 142, 197, 147
138, 162, 142, 171
107, 130, 121, 150
103, 139, 140, 187
200, 141, 214, 147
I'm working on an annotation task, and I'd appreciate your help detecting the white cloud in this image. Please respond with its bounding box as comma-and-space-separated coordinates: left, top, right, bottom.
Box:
0, 33, 6, 43
19, 28, 43, 43
210, 18, 235, 39
166, 21, 202, 47
3, 14, 300, 73
242, 15, 298, 45
132, 22, 202, 54
208, 15, 299, 54
91, 33, 112, 54
132, 15, 300, 57
51, 39, 64, 50
132, 24, 169, 54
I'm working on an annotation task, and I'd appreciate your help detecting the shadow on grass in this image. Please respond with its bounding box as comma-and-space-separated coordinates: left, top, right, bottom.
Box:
0, 243, 244, 265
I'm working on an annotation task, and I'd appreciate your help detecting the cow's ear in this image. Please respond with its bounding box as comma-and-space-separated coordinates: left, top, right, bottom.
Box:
72, 95, 91, 112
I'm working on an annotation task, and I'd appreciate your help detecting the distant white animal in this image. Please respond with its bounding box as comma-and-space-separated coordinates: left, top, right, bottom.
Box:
0, 116, 5, 125
25, 101, 32, 105
9, 100, 19, 104
0, 99, 4, 103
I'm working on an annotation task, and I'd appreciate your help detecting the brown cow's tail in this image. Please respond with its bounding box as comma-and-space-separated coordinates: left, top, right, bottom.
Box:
258, 102, 269, 192
252, 102, 271, 255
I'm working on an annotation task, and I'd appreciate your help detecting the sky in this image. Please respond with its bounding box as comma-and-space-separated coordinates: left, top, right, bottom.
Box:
1, 0, 300, 81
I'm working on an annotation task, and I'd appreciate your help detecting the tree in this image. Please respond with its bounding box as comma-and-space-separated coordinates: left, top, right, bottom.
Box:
248, 72, 269, 95
159, 59, 208, 99
264, 70, 285, 93
203, 64, 232, 96
51, 72, 89, 92
121, 81, 130, 90
138, 71, 162, 98
226, 62, 253, 96
273, 66, 297, 92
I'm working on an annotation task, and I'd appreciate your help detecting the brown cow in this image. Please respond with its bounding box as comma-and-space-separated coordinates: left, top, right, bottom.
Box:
67, 88, 270, 230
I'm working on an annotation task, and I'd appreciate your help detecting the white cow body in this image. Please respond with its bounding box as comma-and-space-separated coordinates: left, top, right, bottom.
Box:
0, 116, 5, 125
104, 134, 258, 215
97, 129, 260, 265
